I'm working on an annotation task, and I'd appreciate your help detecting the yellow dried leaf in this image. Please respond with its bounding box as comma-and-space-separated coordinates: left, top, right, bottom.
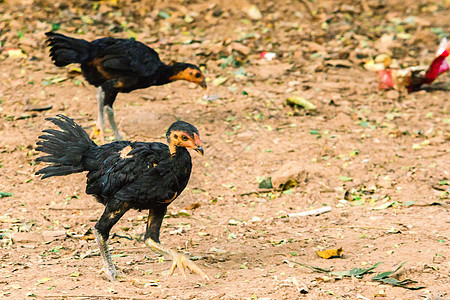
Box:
316, 247, 343, 259
246, 5, 262, 20
374, 54, 392, 67
316, 276, 333, 282
286, 97, 316, 110
363, 60, 385, 71
36, 277, 51, 285
68, 66, 82, 74
5, 49, 27, 59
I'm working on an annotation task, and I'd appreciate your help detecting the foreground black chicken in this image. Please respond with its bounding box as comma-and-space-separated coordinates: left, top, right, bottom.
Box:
45, 32, 207, 141
35, 114, 208, 281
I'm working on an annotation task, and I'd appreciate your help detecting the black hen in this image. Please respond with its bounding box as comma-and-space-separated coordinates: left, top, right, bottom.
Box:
45, 32, 207, 140
35, 114, 208, 281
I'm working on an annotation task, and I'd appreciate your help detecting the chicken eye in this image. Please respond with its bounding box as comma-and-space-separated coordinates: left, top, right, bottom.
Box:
195, 73, 201, 78
181, 135, 189, 141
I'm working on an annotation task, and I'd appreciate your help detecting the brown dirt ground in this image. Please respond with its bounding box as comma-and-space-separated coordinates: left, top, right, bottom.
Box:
0, 0, 449, 299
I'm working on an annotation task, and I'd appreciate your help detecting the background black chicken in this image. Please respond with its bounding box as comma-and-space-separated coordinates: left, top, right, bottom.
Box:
35, 114, 208, 281
45, 32, 207, 141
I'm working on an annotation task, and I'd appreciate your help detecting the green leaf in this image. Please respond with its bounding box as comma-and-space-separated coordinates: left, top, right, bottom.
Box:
345, 262, 383, 278
372, 261, 407, 280
291, 261, 382, 279
259, 178, 273, 189
375, 278, 425, 290
402, 200, 415, 207
329, 262, 382, 278
290, 261, 331, 273
176, 211, 191, 217
430, 27, 447, 39
111, 253, 128, 258
339, 176, 353, 182
0, 192, 13, 198
158, 10, 171, 19
51, 23, 60, 31
330, 270, 350, 277
371, 262, 425, 289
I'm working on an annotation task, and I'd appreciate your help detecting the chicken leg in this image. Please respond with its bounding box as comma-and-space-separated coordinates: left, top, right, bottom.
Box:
90, 87, 106, 142
144, 207, 209, 280
94, 203, 130, 281
105, 105, 122, 141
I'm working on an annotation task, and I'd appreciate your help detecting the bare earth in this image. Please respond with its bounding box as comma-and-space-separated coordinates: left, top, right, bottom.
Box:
0, 0, 449, 299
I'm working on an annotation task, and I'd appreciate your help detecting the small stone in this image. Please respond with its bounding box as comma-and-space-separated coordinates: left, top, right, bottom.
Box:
271, 163, 307, 189
228, 42, 251, 55
11, 232, 44, 243
386, 90, 400, 100
42, 230, 67, 242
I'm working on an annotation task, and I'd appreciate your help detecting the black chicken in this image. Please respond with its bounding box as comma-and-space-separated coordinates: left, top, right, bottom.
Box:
35, 114, 208, 281
45, 32, 207, 141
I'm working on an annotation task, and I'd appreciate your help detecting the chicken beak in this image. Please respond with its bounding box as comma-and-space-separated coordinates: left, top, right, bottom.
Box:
199, 79, 207, 90
195, 145, 204, 156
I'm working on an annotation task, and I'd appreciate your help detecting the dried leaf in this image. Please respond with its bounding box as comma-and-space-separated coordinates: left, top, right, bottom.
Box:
290, 261, 331, 273
363, 60, 386, 72
0, 215, 20, 223
372, 201, 396, 210
286, 97, 317, 110
325, 59, 352, 68
212, 77, 228, 86
184, 202, 201, 210
316, 247, 344, 259
36, 277, 51, 285
24, 105, 53, 112
4, 48, 27, 59
246, 5, 262, 20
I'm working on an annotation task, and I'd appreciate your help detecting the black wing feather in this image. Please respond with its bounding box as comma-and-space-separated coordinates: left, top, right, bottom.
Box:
85, 142, 178, 207
91, 38, 162, 77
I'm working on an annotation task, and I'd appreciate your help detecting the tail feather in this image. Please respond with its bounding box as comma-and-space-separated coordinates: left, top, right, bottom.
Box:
35, 114, 97, 179
45, 32, 92, 66
36, 165, 86, 180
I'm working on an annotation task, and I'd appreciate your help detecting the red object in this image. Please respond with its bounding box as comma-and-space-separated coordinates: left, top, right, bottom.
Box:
424, 44, 450, 83
377, 69, 394, 89
378, 38, 450, 92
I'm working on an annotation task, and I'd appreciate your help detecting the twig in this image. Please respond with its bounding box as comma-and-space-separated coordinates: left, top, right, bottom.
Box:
39, 207, 96, 210
287, 206, 331, 218
240, 189, 273, 196
324, 225, 393, 230
297, 0, 315, 18
44, 296, 150, 299
360, 0, 372, 14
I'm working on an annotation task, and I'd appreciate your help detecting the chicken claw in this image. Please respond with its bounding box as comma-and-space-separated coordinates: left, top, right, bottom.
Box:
169, 252, 210, 280
89, 125, 104, 143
